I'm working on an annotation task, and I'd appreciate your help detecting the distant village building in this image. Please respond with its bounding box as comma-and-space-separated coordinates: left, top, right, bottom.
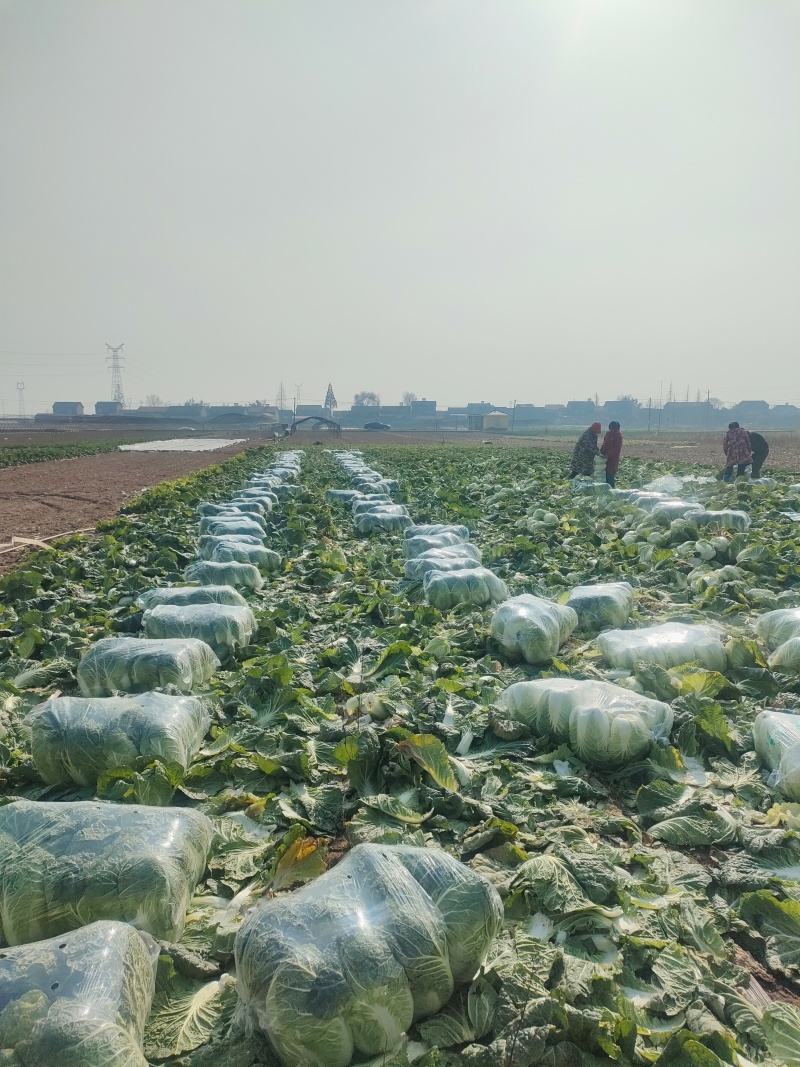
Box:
52, 401, 84, 416
482, 410, 510, 431
95, 401, 123, 416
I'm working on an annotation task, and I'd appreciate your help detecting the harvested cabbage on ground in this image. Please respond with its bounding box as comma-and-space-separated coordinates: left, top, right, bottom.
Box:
136, 584, 248, 609
596, 620, 727, 671
496, 677, 673, 765
234, 844, 502, 1067
0, 800, 212, 943
490, 594, 578, 664
27, 692, 210, 790
142, 602, 257, 659
424, 566, 508, 610
565, 579, 634, 630
183, 559, 264, 592
76, 636, 219, 695
0, 920, 157, 1067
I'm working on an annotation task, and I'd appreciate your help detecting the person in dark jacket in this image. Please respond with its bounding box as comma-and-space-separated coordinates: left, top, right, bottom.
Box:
748, 431, 769, 478
722, 422, 752, 481
601, 421, 623, 487
569, 422, 601, 479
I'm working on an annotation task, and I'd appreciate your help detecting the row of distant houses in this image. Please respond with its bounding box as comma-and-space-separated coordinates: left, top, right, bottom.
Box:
38, 397, 800, 431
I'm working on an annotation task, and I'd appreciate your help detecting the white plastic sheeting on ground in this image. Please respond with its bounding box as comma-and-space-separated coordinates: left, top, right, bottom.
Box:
119, 438, 246, 452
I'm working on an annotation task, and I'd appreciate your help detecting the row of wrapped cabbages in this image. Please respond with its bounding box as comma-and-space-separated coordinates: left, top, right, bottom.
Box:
329, 450, 511, 611
0, 454, 307, 1067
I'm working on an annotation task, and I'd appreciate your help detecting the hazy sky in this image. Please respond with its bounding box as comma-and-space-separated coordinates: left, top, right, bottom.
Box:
1, 0, 798, 413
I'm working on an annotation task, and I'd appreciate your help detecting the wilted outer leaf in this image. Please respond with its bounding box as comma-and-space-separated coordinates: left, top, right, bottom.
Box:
362, 793, 433, 824
271, 835, 327, 892
145, 975, 238, 1058
399, 734, 459, 792
762, 1001, 800, 1066
738, 892, 800, 977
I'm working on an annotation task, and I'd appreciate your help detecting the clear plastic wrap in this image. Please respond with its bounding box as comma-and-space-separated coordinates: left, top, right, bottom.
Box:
236, 488, 279, 506
197, 533, 264, 560
0, 800, 212, 944
354, 510, 413, 534
234, 843, 502, 1067
198, 515, 266, 539
753, 710, 800, 799
649, 500, 704, 519
270, 484, 302, 499
755, 608, 800, 650
27, 692, 210, 787
351, 499, 399, 516
211, 540, 282, 572
77, 637, 219, 696
142, 603, 257, 658
691, 509, 751, 531
0, 920, 157, 1067
497, 678, 673, 767
404, 524, 470, 541
768, 638, 800, 672
324, 489, 363, 503
197, 500, 266, 518
404, 546, 483, 583
404, 531, 469, 559
136, 585, 247, 609
566, 581, 635, 631
490, 594, 578, 664
423, 566, 508, 611
197, 507, 268, 531
596, 622, 727, 671
184, 559, 264, 592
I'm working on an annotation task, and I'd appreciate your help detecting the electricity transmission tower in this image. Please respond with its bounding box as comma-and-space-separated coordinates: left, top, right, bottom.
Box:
105, 343, 126, 405
16, 382, 25, 418
275, 382, 288, 413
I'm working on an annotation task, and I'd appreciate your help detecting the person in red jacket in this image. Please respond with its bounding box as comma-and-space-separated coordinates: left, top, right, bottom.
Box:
601, 421, 623, 487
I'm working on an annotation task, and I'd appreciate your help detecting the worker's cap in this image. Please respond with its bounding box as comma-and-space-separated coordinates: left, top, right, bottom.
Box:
590, 422, 602, 433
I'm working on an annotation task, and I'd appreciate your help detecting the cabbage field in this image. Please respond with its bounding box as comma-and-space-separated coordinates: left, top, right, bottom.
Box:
2, 444, 800, 1067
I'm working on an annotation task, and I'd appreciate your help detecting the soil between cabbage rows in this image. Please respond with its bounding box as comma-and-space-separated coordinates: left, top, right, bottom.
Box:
0, 442, 256, 572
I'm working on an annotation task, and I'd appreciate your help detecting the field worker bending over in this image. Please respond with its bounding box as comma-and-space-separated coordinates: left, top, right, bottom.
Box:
722, 421, 752, 481
569, 422, 602, 479
601, 421, 623, 487
748, 431, 769, 478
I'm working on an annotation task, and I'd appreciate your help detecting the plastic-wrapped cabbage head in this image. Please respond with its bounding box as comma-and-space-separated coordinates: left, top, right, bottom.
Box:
136, 585, 247, 609
234, 843, 501, 1067
404, 545, 483, 583
0, 800, 212, 944
143, 603, 257, 659
27, 692, 211, 789
691, 509, 751, 532
210, 539, 282, 573
196, 507, 268, 531
405, 531, 469, 559
198, 515, 266, 539
496, 678, 673, 767
769, 638, 800, 673
0, 920, 157, 1067
424, 567, 508, 611
566, 582, 635, 631
755, 608, 800, 651
184, 559, 264, 592
196, 500, 265, 518
77, 636, 219, 696
404, 524, 470, 541
351, 498, 395, 516
354, 510, 413, 534
490, 595, 578, 664
596, 621, 726, 672
197, 533, 264, 560
753, 710, 800, 799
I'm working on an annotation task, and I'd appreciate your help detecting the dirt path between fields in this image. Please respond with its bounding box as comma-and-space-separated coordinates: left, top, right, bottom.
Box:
0, 442, 257, 572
